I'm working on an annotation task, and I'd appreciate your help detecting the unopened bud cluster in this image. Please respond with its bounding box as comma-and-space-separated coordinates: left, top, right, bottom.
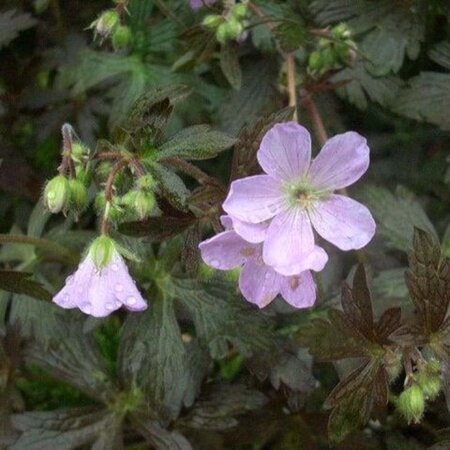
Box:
308, 23, 357, 76
202, 2, 249, 44
44, 141, 90, 215
396, 359, 442, 424
90, 8, 132, 51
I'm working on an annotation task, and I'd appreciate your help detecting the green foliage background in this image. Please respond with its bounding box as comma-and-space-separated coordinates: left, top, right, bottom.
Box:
0, 0, 449, 449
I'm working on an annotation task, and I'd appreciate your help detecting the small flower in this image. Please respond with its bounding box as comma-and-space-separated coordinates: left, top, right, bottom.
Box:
190, 0, 217, 10
223, 122, 375, 275
199, 216, 319, 309
53, 235, 148, 317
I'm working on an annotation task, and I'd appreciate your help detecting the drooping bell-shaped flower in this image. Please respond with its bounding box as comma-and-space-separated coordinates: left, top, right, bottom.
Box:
53, 235, 148, 317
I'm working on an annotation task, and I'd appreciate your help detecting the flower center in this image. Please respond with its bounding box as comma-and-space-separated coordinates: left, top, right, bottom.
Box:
285, 179, 329, 210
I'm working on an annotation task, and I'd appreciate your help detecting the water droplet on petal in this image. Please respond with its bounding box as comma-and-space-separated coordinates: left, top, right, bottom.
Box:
82, 303, 92, 314
126, 296, 137, 306
66, 275, 74, 285
115, 283, 123, 292
106, 302, 115, 311
115, 300, 121, 307
210, 259, 220, 267
264, 273, 271, 280
111, 263, 119, 272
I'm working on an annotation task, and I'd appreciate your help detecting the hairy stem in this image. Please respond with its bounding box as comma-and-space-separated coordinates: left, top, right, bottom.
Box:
162, 157, 226, 192
287, 53, 298, 122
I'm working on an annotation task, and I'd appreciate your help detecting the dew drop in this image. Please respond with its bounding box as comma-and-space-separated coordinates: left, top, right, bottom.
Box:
115, 300, 121, 307
82, 303, 92, 314
210, 259, 220, 267
115, 283, 124, 292
126, 296, 137, 306
106, 302, 115, 311
65, 275, 74, 285
111, 263, 119, 272
264, 272, 271, 280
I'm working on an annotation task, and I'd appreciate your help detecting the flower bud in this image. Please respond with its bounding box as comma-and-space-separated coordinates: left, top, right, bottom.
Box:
121, 190, 156, 220
216, 23, 230, 44
418, 359, 442, 400
95, 193, 125, 222
332, 23, 351, 40
44, 175, 70, 214
112, 25, 132, 51
397, 384, 425, 424
225, 17, 244, 40
76, 166, 93, 186
308, 51, 323, 74
71, 142, 89, 163
69, 178, 88, 212
202, 14, 223, 29
136, 174, 156, 191
88, 235, 116, 269
232, 4, 248, 19
91, 9, 120, 39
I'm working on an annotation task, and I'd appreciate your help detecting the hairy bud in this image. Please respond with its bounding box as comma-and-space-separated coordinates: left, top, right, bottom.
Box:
69, 178, 88, 212
112, 25, 132, 50
397, 384, 425, 424
44, 175, 70, 214
91, 9, 120, 39
202, 14, 223, 29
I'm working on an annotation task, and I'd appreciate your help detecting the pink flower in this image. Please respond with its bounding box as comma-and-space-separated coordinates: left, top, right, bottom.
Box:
223, 122, 376, 275
190, 0, 217, 10
53, 236, 148, 317
199, 216, 318, 309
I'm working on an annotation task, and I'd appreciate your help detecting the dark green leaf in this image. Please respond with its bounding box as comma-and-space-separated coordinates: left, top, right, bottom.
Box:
220, 44, 242, 91
405, 228, 450, 337
341, 265, 375, 341
24, 321, 114, 401
220, 58, 279, 133
332, 60, 401, 110
297, 309, 364, 361
361, 185, 437, 251
273, 19, 308, 52
132, 416, 192, 450
393, 72, 450, 130
178, 384, 268, 431
11, 408, 121, 450
0, 271, 52, 302
325, 359, 384, 443
118, 297, 201, 420
171, 277, 276, 359
157, 125, 236, 161
119, 215, 196, 239
123, 85, 191, 146
429, 41, 450, 70
0, 9, 37, 49
150, 163, 190, 211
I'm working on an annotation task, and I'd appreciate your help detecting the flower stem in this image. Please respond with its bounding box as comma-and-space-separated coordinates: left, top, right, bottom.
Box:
162, 157, 226, 192
287, 53, 298, 122
302, 93, 328, 146
58, 123, 77, 179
